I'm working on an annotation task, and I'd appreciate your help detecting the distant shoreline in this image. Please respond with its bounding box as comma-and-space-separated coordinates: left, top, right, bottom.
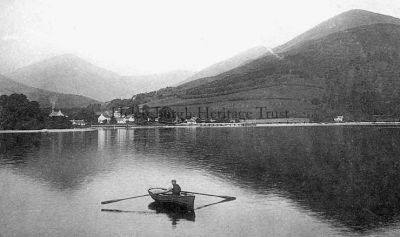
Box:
255, 122, 400, 127
92, 122, 400, 129
0, 128, 98, 134
2, 122, 399, 133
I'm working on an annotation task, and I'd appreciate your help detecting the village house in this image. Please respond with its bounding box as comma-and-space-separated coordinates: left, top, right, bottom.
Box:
186, 117, 198, 124
49, 109, 67, 117
114, 110, 122, 118
70, 120, 86, 126
116, 117, 126, 124
98, 114, 111, 124
126, 115, 135, 123
114, 115, 135, 124
334, 116, 344, 123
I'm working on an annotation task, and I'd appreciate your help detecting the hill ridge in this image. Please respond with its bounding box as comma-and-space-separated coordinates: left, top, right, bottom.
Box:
0, 74, 100, 108
274, 9, 400, 53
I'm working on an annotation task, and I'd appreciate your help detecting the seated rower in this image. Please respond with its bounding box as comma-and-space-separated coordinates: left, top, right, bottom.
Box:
167, 179, 181, 195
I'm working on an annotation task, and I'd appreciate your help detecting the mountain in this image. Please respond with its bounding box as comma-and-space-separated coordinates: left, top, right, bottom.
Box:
176, 46, 270, 88
178, 23, 400, 99
274, 9, 400, 53
7, 54, 133, 102
0, 74, 99, 108
173, 9, 400, 91
135, 10, 400, 121
7, 54, 195, 102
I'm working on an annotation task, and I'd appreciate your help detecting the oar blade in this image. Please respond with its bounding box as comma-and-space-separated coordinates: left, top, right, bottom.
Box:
101, 199, 120, 205
101, 208, 123, 212
221, 196, 236, 200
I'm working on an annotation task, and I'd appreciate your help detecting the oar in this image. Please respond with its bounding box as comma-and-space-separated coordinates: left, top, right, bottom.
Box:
101, 194, 149, 205
101, 190, 170, 205
195, 197, 236, 210
182, 191, 236, 200
101, 209, 155, 214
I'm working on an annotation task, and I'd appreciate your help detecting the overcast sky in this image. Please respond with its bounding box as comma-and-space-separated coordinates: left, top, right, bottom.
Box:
0, 0, 399, 75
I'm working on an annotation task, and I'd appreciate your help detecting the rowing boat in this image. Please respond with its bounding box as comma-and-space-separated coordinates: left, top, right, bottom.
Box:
148, 188, 195, 210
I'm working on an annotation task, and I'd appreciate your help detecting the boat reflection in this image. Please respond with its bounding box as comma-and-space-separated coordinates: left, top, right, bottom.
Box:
101, 196, 236, 226
148, 201, 195, 225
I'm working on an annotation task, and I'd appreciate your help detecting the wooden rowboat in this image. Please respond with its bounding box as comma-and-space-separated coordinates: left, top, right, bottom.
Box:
148, 188, 195, 210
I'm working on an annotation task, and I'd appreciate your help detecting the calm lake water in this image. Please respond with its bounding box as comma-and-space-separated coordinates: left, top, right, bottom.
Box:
2, 126, 400, 236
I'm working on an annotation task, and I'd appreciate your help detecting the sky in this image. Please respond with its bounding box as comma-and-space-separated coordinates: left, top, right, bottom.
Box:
0, 0, 400, 75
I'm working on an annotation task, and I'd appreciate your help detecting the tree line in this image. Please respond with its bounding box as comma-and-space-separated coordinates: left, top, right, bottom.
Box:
0, 94, 72, 130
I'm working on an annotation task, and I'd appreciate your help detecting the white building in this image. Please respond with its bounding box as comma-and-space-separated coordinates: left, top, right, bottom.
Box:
126, 115, 135, 123
98, 114, 111, 124
186, 117, 198, 124
70, 120, 86, 126
116, 117, 126, 124
334, 116, 344, 123
49, 109, 67, 117
114, 111, 122, 118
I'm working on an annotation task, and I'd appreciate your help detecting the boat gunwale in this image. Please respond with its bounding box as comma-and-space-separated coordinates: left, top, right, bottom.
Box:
148, 188, 195, 197
148, 188, 195, 209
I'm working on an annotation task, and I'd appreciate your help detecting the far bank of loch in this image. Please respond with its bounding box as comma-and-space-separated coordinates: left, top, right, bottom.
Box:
0, 128, 97, 134
91, 121, 400, 129
3, 121, 400, 134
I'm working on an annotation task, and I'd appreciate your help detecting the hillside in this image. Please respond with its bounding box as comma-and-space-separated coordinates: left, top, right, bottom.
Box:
135, 20, 400, 121
122, 70, 194, 95
274, 9, 400, 53
7, 54, 133, 102
180, 23, 400, 97
176, 46, 270, 88
0, 74, 99, 108
165, 9, 400, 101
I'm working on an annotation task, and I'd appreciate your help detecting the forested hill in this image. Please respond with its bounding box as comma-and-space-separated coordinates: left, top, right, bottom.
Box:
134, 22, 400, 121
172, 9, 400, 94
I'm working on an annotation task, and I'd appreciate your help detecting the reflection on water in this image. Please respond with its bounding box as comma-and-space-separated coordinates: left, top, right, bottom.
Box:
2, 127, 400, 236
101, 202, 195, 228
194, 196, 237, 211
0, 133, 41, 158
0, 131, 100, 190
100, 127, 400, 233
148, 202, 196, 226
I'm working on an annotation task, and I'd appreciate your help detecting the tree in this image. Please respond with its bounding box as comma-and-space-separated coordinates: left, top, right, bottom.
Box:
69, 108, 97, 124
46, 116, 72, 129
109, 116, 117, 124
159, 106, 175, 123
0, 94, 46, 130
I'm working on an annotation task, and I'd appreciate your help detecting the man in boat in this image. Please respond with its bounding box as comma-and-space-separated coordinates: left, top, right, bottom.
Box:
167, 179, 181, 196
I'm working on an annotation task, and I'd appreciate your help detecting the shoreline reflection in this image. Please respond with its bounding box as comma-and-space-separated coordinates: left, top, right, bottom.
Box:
2, 127, 400, 235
